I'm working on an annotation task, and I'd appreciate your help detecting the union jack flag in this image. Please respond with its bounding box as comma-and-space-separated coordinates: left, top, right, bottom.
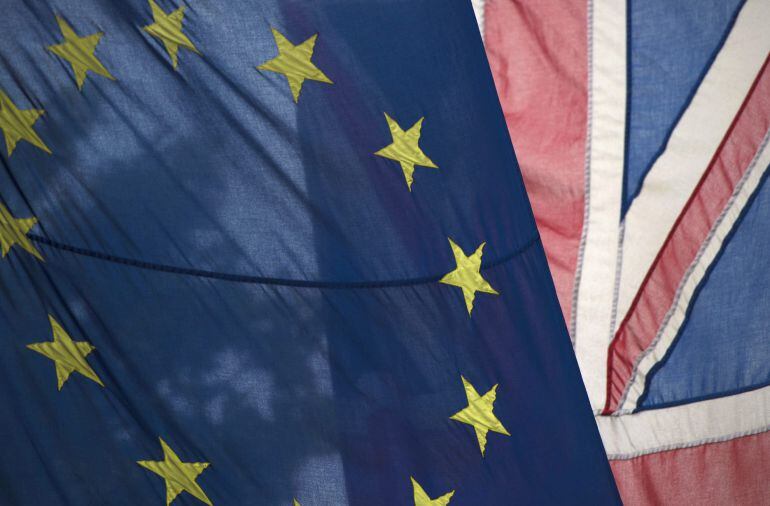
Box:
476, 0, 770, 503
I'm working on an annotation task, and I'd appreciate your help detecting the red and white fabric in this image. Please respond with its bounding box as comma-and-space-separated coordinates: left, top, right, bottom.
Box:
475, 1, 770, 503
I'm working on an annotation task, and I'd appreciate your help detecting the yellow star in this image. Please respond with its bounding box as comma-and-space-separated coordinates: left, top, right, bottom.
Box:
411, 477, 454, 506
450, 376, 510, 456
143, 0, 200, 70
0, 89, 50, 156
27, 315, 103, 390
47, 16, 115, 90
374, 114, 437, 190
439, 238, 498, 315
0, 203, 43, 261
138, 438, 213, 506
293, 500, 301, 506
257, 28, 333, 103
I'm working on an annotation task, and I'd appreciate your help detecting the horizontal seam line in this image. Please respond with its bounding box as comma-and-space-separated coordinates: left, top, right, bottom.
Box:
605, 424, 770, 461
27, 233, 541, 288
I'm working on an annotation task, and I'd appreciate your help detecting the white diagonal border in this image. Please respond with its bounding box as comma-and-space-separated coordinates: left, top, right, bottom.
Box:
618, 128, 770, 412
614, 0, 770, 334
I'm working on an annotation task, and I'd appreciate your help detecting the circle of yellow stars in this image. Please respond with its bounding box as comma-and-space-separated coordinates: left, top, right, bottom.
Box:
143, 0, 199, 70
0, 203, 43, 261
27, 315, 103, 390
412, 476, 455, 506
0, 90, 50, 157
0, 1, 517, 504
374, 113, 438, 190
258, 28, 333, 103
47, 16, 115, 91
138, 438, 213, 506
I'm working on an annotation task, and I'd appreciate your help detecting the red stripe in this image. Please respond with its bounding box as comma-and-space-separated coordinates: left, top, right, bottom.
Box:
484, 0, 587, 325
610, 430, 770, 505
604, 54, 770, 413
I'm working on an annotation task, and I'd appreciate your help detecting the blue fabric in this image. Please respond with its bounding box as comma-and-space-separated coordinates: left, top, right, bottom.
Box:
639, 168, 770, 410
0, 1, 619, 505
622, 0, 745, 214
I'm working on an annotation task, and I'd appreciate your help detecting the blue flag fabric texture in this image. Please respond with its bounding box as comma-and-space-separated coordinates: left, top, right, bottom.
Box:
0, 1, 620, 504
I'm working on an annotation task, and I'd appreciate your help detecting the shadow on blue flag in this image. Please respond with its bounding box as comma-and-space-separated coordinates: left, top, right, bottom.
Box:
0, 0, 619, 504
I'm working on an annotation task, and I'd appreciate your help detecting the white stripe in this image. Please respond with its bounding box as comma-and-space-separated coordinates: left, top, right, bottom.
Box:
572, 0, 626, 410
618, 130, 770, 412
471, 0, 486, 38
597, 386, 770, 459
614, 0, 770, 332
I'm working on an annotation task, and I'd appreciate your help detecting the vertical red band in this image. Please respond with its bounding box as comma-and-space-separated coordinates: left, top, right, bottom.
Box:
484, 0, 588, 325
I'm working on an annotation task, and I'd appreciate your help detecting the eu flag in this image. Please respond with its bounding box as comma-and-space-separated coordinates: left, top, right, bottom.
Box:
0, 1, 620, 504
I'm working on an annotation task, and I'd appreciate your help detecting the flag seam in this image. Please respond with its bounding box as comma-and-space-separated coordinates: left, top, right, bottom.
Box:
25, 232, 541, 288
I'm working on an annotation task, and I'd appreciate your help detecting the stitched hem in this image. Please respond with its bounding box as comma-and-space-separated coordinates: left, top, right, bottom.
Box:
606, 424, 770, 461
568, 0, 595, 343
